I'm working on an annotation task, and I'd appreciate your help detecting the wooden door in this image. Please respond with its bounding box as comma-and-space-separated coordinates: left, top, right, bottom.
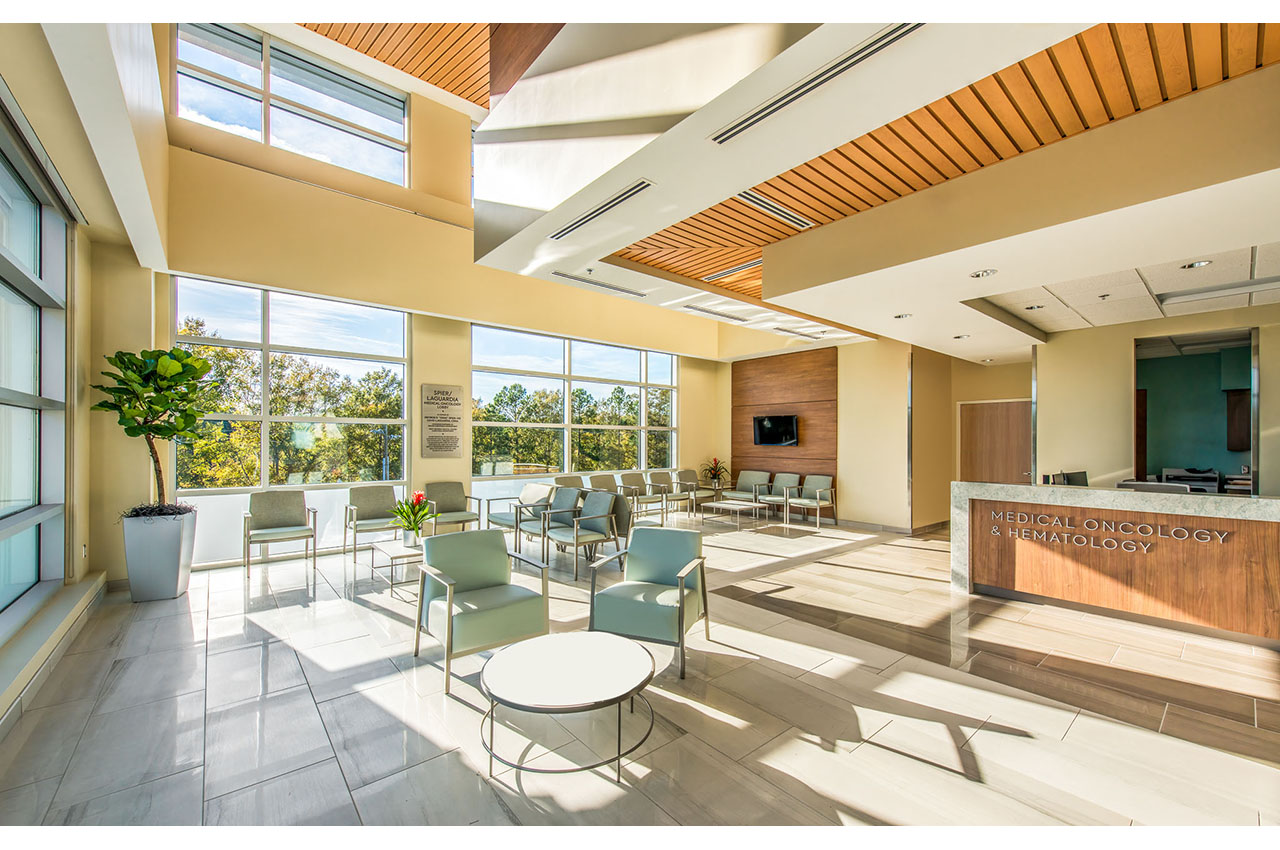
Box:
959, 401, 1032, 484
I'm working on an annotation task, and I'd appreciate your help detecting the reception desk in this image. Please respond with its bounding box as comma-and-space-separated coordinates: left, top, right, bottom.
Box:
951, 482, 1280, 641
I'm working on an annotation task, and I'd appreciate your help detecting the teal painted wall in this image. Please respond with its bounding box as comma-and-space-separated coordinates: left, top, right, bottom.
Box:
1137, 351, 1250, 476
1220, 345, 1251, 389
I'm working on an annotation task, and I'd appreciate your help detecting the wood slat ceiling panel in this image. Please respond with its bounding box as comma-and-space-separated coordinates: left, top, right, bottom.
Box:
302, 22, 490, 107
616, 23, 1280, 299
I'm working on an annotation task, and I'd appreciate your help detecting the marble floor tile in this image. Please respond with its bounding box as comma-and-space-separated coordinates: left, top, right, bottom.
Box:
203, 684, 335, 799
642, 675, 790, 761
549, 697, 685, 765
133, 590, 208, 621
1180, 641, 1280, 681
64, 603, 134, 656
1110, 646, 1280, 702
703, 621, 835, 678
0, 777, 59, 825
204, 759, 359, 826
318, 678, 456, 789
1158, 703, 1280, 768
44, 767, 204, 825
207, 587, 279, 620
388, 642, 488, 698
24, 648, 115, 710
629, 734, 833, 825
53, 692, 205, 808
118, 610, 207, 658
277, 601, 371, 650
1258, 699, 1280, 733
0, 699, 94, 793
94, 646, 206, 715
352, 751, 514, 825
206, 607, 290, 654
762, 617, 907, 673
296, 634, 402, 703
206, 641, 306, 709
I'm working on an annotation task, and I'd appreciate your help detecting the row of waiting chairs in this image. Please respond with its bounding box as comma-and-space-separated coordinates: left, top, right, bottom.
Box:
724, 470, 836, 528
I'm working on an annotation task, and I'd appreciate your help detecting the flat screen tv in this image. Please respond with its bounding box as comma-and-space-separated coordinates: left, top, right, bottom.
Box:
753, 415, 798, 446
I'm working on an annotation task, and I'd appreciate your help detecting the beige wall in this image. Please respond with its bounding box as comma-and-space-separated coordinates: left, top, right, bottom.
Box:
65, 228, 94, 582
951, 360, 1031, 405
910, 347, 952, 530
1036, 304, 1280, 493
409, 314, 474, 490
837, 339, 911, 530
678, 357, 731, 475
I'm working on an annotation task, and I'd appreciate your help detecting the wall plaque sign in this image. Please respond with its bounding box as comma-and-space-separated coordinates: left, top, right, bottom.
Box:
421, 383, 463, 459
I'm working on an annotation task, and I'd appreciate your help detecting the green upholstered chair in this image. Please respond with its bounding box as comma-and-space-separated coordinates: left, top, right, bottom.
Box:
723, 470, 771, 502
554, 475, 584, 488
650, 471, 688, 516
587, 473, 619, 492
618, 472, 665, 525
412, 528, 550, 694
674, 469, 716, 515
519, 485, 582, 564
484, 482, 553, 554
243, 490, 317, 578
758, 472, 801, 517
785, 475, 836, 528
342, 484, 400, 565
589, 527, 709, 678
424, 481, 482, 535
544, 490, 622, 580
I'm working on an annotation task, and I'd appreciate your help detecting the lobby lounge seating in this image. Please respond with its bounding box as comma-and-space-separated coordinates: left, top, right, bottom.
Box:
554, 475, 585, 488
757, 472, 800, 517
520, 485, 583, 563
587, 473, 619, 492
484, 482, 553, 553
588, 527, 709, 678
423, 481, 482, 535
723, 470, 771, 502
650, 470, 687, 517
785, 474, 836, 528
412, 528, 550, 694
619, 471, 666, 525
675, 469, 717, 514
544, 490, 623, 580
243, 489, 318, 578
342, 484, 400, 564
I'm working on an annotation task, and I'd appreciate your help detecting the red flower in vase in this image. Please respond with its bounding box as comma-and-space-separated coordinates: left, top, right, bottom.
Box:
411, 490, 426, 506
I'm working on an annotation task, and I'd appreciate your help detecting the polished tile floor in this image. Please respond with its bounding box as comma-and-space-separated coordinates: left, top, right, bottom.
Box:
1, 516, 1277, 825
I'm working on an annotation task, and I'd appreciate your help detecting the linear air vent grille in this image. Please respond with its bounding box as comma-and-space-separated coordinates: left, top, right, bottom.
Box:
684, 304, 749, 322
711, 23, 924, 144
551, 270, 646, 298
702, 258, 763, 282
736, 190, 815, 230
773, 326, 823, 340
547, 179, 653, 240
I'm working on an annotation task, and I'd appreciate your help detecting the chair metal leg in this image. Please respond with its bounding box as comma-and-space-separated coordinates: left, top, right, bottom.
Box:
443, 651, 451, 695
342, 525, 347, 560
679, 633, 687, 679
243, 536, 250, 579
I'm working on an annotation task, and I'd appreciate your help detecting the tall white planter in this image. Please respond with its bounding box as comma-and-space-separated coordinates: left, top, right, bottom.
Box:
123, 512, 196, 602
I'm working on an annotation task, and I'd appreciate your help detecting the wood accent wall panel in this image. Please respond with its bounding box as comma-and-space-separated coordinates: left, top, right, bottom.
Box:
958, 401, 1031, 484
970, 498, 1280, 639
616, 23, 1280, 299
731, 348, 838, 496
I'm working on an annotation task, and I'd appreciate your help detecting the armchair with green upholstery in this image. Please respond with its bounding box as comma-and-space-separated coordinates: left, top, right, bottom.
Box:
553, 475, 584, 488
618, 472, 665, 525
424, 481, 482, 535
649, 471, 688, 517
484, 482, 553, 554
785, 475, 836, 528
587, 473, 619, 492
412, 529, 550, 694
544, 490, 621, 580
243, 490, 317, 578
723, 470, 771, 502
342, 484, 400, 565
518, 485, 582, 563
588, 527, 710, 678
674, 469, 716, 515
757, 472, 800, 517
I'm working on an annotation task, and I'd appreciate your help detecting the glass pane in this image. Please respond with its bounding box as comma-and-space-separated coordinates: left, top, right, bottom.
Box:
177, 72, 263, 140
570, 340, 640, 382
571, 429, 638, 473
472, 426, 563, 476
0, 525, 38, 614
177, 23, 262, 87
268, 422, 403, 485
176, 420, 261, 489
176, 277, 262, 342
647, 352, 674, 385
472, 326, 563, 373
179, 343, 260, 416
0, 283, 38, 394
268, 291, 404, 357
269, 106, 404, 185
472, 371, 563, 424
269, 48, 404, 139
269, 353, 403, 418
571, 381, 639, 426
646, 387, 672, 427
0, 153, 39, 273
0, 405, 37, 518
646, 430, 673, 469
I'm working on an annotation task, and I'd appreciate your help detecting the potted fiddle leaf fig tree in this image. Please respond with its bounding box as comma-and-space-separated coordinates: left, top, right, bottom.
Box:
92, 348, 217, 602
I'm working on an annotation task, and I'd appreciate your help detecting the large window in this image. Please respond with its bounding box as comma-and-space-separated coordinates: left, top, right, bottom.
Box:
173, 277, 408, 492
175, 24, 408, 185
471, 327, 677, 478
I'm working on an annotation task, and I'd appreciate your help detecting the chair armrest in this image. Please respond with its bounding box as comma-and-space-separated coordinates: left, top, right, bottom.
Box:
243, 512, 252, 536
542, 508, 580, 518
417, 562, 456, 586
484, 495, 517, 508
816, 488, 835, 501
590, 549, 627, 571
344, 504, 357, 526
676, 556, 706, 581
752, 483, 766, 499
514, 502, 542, 522
782, 485, 802, 494
427, 500, 440, 514
573, 513, 614, 526
465, 494, 482, 509
617, 484, 641, 497
649, 483, 671, 494
509, 551, 550, 573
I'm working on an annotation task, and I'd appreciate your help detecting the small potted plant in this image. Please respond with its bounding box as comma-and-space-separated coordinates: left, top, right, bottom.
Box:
700, 457, 730, 487
92, 348, 217, 602
391, 490, 438, 547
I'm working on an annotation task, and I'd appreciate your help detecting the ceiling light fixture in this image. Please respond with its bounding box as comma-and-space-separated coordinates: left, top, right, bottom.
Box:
982, 359, 993, 363
893, 313, 911, 319
1180, 260, 1213, 269
550, 270, 646, 298
772, 326, 824, 340
702, 258, 763, 282
736, 190, 814, 230
953, 334, 970, 340
1098, 293, 1111, 300
969, 269, 998, 278
1024, 305, 1045, 311
684, 304, 748, 323
1158, 274, 1280, 307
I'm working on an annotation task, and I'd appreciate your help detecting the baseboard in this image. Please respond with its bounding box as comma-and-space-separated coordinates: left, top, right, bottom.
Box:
910, 520, 950, 535
833, 519, 913, 535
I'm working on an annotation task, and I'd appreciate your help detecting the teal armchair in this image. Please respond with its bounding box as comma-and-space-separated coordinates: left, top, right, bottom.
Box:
785, 475, 836, 528
518, 486, 582, 564
243, 490, 317, 578
588, 527, 710, 678
758, 472, 801, 517
618, 472, 665, 525
723, 470, 771, 502
343, 484, 400, 566
544, 490, 621, 580
412, 529, 550, 694
674, 469, 716, 515
484, 482, 553, 554
424, 481, 482, 535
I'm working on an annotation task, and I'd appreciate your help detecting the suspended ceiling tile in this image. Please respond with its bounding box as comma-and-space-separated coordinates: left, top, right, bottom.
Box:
1161, 293, 1250, 315
1047, 268, 1150, 304
1140, 247, 1254, 293
986, 286, 1055, 309
1254, 241, 1280, 277
1071, 294, 1164, 326
1250, 287, 1280, 305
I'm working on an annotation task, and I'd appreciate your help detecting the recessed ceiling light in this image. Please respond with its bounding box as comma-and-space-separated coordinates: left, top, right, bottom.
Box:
953, 334, 970, 340
981, 358, 993, 363
893, 313, 912, 319
1024, 305, 1045, 311
1181, 260, 1212, 269
969, 269, 998, 278
1098, 293, 1111, 300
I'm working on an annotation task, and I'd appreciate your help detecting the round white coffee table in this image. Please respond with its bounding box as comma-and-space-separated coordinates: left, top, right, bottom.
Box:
479, 631, 655, 782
